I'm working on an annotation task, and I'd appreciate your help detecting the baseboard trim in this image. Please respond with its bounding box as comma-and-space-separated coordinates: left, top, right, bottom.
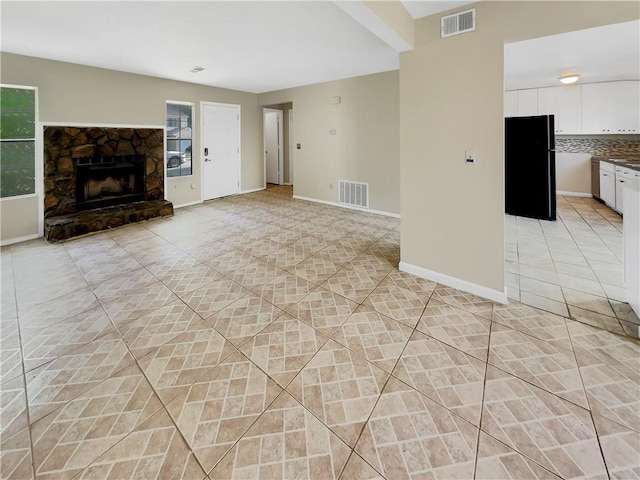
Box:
1, 233, 41, 246
241, 187, 266, 195
557, 191, 591, 198
293, 195, 400, 218
173, 200, 202, 209
177, 188, 265, 208
399, 261, 508, 304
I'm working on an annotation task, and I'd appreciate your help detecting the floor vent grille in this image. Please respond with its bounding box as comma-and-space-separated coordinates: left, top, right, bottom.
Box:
339, 180, 369, 209
441, 8, 476, 38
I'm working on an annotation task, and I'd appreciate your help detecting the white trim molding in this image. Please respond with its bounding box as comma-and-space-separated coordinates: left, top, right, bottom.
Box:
263, 107, 284, 186
557, 191, 592, 198
173, 200, 202, 209
293, 195, 400, 218
41, 122, 165, 129
241, 187, 266, 195
1, 233, 41, 247
399, 261, 509, 304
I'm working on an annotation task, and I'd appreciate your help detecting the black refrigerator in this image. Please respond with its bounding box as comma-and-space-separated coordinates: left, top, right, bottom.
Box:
505, 115, 556, 221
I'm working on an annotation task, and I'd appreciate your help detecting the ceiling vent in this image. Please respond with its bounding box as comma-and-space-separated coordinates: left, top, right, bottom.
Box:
441, 8, 476, 38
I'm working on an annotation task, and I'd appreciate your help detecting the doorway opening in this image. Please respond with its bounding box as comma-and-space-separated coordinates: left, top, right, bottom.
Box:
263, 102, 293, 195
503, 21, 640, 336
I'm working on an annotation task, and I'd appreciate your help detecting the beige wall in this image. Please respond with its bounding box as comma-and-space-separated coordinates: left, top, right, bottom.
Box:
259, 71, 400, 214
556, 153, 592, 195
401, 1, 639, 295
0, 196, 39, 242
0, 53, 263, 243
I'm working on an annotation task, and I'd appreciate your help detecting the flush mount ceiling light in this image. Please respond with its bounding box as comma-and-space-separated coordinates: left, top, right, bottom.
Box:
190, 66, 205, 73
559, 73, 580, 84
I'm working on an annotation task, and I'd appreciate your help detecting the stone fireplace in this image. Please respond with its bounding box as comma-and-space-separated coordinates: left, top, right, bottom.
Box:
43, 126, 173, 242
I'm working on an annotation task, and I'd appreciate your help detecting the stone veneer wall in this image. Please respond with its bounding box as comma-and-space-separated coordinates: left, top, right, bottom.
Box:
556, 135, 640, 159
43, 126, 166, 217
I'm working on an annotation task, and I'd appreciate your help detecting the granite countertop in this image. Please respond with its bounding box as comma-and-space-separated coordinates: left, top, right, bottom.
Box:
593, 156, 640, 171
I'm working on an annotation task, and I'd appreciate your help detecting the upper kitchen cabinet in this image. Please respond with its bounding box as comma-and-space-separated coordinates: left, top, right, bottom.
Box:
538, 85, 582, 134
581, 81, 640, 134
517, 89, 538, 116
504, 89, 538, 117
506, 81, 639, 134
505, 91, 518, 117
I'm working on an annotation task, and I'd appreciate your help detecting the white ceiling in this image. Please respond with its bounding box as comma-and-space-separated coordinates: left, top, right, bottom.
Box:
2, 2, 637, 94
401, 1, 475, 19
1, 1, 476, 94
505, 20, 640, 90
1, 1, 403, 94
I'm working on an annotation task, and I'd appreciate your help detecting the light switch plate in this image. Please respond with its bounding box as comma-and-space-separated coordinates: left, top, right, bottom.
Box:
465, 150, 476, 164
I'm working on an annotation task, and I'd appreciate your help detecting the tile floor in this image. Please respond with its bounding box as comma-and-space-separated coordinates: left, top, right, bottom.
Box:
1, 185, 639, 479
506, 195, 640, 338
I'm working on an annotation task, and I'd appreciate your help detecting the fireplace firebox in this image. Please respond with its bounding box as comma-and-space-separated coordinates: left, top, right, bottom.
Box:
75, 155, 145, 210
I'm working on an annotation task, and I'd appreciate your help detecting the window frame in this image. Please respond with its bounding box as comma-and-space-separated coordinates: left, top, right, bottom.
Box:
165, 100, 194, 178
0, 84, 39, 200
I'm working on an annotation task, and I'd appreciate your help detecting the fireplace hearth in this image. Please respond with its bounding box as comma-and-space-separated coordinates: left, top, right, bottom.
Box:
43, 126, 173, 242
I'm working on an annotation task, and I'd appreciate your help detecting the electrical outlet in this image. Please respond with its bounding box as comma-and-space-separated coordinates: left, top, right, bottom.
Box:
465, 150, 476, 164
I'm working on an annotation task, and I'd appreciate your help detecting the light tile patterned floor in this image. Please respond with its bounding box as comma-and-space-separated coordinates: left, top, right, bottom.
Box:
506, 195, 640, 338
1, 185, 639, 479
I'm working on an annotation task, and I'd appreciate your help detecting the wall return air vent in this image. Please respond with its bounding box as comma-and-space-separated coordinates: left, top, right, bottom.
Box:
339, 180, 369, 209
441, 8, 476, 38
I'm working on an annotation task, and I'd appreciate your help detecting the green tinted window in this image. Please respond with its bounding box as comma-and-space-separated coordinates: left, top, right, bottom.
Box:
1, 86, 37, 197
1, 87, 36, 139
0, 141, 35, 197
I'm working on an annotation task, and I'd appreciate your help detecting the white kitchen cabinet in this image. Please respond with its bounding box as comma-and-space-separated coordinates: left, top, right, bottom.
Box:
617, 82, 640, 133
582, 81, 640, 134
537, 87, 557, 116
505, 89, 538, 117
507, 80, 638, 134
505, 91, 518, 117
616, 171, 625, 214
622, 166, 640, 319
616, 166, 636, 214
537, 86, 582, 134
518, 89, 538, 116
557, 85, 582, 134
600, 161, 616, 208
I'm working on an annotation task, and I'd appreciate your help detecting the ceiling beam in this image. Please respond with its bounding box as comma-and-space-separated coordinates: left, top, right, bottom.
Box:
334, 1, 414, 52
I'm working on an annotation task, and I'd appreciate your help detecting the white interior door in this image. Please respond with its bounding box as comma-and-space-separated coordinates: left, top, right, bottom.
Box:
202, 102, 240, 200
288, 109, 293, 185
264, 110, 281, 184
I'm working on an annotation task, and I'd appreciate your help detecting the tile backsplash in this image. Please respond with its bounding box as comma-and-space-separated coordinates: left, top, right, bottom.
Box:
556, 135, 640, 158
